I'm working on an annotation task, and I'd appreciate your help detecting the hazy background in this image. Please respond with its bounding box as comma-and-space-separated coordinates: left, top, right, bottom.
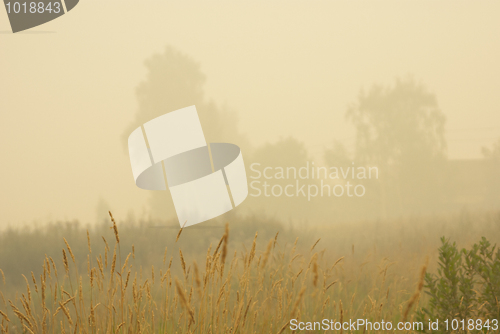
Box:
1, 0, 500, 228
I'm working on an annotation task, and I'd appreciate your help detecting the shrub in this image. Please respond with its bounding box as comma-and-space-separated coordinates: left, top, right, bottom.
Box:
417, 237, 500, 333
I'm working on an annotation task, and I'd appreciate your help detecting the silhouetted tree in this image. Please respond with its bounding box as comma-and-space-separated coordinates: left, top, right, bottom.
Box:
482, 138, 500, 162
346, 77, 447, 217
482, 138, 500, 206
245, 137, 320, 223
123, 46, 249, 220
324, 141, 351, 168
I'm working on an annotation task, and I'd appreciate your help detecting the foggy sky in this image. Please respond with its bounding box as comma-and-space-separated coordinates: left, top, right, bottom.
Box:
1, 0, 499, 227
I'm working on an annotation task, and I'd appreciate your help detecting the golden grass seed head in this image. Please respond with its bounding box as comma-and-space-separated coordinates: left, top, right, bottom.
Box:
63, 238, 75, 264
87, 230, 91, 253
62, 249, 69, 275
108, 211, 120, 244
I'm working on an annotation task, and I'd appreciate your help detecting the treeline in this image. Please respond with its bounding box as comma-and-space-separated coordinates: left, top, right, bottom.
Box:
126, 46, 500, 224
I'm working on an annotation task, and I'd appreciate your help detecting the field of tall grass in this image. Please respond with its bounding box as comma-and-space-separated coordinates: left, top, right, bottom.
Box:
0, 210, 499, 333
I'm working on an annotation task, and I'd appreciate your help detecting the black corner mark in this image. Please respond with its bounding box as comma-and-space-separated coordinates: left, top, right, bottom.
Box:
3, 0, 79, 33
64, 0, 78, 12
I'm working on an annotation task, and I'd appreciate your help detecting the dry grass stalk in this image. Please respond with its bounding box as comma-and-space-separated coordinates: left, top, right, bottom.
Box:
10, 300, 33, 329
63, 238, 76, 264
277, 321, 288, 334
0, 310, 10, 322
193, 262, 202, 299
121, 253, 132, 274
221, 223, 229, 265
290, 237, 299, 257
30, 272, 38, 294
110, 246, 117, 277
247, 232, 258, 267
312, 254, 319, 287
179, 250, 187, 279
330, 256, 344, 270
87, 230, 91, 253
311, 238, 321, 251
102, 237, 109, 268
58, 301, 73, 326
175, 278, 195, 324
261, 239, 274, 269
403, 257, 428, 321
62, 249, 69, 274
220, 224, 229, 278
273, 232, 279, 247
325, 280, 339, 292
291, 285, 306, 318
176, 220, 187, 242
114, 322, 124, 334
108, 211, 120, 244
213, 235, 225, 257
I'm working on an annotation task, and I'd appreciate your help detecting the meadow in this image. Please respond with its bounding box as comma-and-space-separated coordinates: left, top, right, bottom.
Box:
0, 210, 499, 333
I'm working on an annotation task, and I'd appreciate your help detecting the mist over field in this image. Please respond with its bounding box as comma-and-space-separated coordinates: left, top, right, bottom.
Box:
1, 1, 500, 332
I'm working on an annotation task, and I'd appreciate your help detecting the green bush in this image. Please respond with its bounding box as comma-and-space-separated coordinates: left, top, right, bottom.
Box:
417, 237, 500, 333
